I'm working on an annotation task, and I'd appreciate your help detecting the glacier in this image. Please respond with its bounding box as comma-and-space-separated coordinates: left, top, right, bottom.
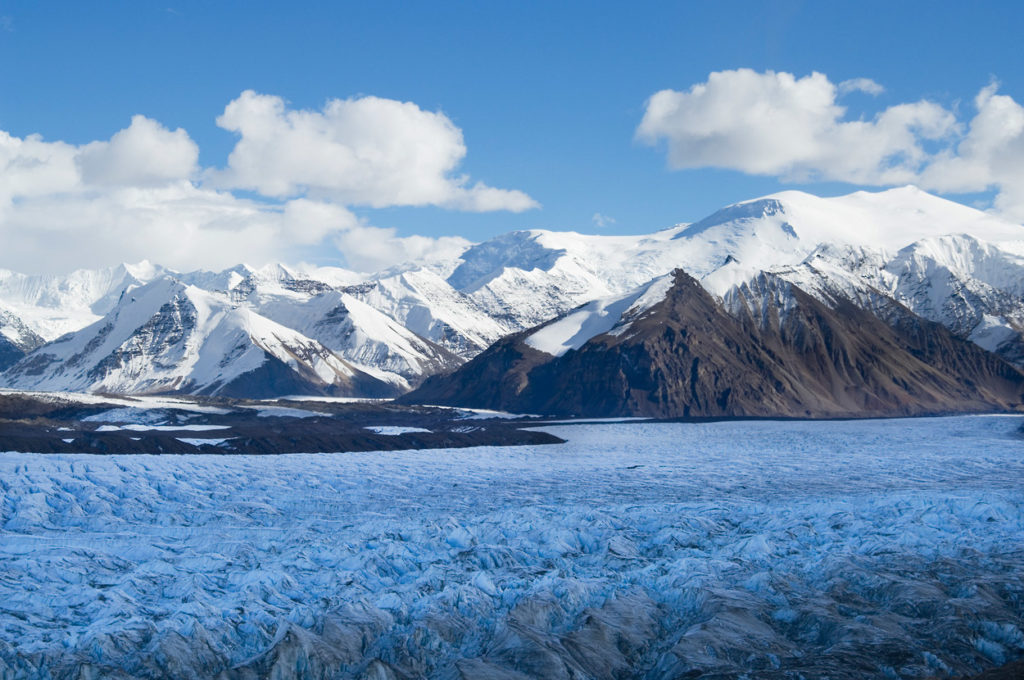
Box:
2, 416, 1024, 678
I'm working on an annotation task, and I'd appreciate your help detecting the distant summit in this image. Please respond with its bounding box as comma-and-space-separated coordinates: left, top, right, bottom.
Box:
2, 187, 1023, 413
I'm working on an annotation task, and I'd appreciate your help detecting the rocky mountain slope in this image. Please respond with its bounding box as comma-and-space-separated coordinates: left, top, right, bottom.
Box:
2, 186, 1024, 405
407, 270, 1024, 417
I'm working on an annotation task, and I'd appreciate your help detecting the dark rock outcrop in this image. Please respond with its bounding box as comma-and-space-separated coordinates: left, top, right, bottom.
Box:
0, 334, 25, 372
405, 270, 1024, 418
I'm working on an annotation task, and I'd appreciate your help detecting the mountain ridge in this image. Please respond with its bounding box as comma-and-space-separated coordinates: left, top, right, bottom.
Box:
3, 186, 1024, 410
405, 270, 1024, 418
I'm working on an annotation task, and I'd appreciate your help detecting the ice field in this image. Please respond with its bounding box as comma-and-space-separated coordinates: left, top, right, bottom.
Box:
2, 416, 1024, 679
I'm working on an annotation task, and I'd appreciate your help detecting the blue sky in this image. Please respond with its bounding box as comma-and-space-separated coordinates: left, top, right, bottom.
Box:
1, 1, 1023, 272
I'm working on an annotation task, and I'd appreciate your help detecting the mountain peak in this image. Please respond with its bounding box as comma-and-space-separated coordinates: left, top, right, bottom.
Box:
4, 186, 1024, 402
676, 198, 787, 239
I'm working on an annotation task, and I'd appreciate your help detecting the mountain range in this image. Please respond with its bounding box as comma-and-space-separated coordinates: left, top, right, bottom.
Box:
3, 186, 1024, 417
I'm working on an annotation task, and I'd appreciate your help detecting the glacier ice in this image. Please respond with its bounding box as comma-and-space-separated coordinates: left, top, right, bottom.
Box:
1, 416, 1023, 678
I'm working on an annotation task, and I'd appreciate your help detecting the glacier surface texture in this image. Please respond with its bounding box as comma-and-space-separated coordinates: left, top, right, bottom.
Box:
2, 417, 1024, 679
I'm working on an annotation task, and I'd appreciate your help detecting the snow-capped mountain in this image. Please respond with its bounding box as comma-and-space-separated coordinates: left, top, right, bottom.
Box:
445, 227, 694, 329
254, 289, 460, 387
348, 268, 512, 356
0, 261, 166, 341
0, 304, 45, 370
182, 263, 462, 386
404, 187, 1024, 416
878, 237, 1024, 364
705, 234, 1024, 368
2, 186, 1024, 403
689, 189, 1024, 363
674, 186, 1022, 275
2, 278, 401, 398
440, 186, 1024, 335
407, 269, 1024, 418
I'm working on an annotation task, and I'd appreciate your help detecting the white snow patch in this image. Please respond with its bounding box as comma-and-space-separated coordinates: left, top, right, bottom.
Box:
364, 426, 432, 435
94, 424, 230, 432
524, 275, 673, 356
176, 437, 233, 447
453, 407, 537, 420
240, 405, 325, 418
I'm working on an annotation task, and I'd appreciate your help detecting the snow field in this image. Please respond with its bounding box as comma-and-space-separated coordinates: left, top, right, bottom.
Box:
1, 416, 1023, 679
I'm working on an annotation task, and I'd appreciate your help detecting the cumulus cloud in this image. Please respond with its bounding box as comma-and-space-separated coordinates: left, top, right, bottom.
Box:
279, 198, 471, 273
838, 78, 885, 96
0, 130, 79, 201
333, 225, 471, 274
0, 177, 467, 274
77, 115, 198, 186
0, 182, 285, 273
918, 82, 1024, 220
0, 92, 535, 274
636, 69, 956, 184
638, 69, 1024, 222
210, 90, 538, 212
0, 116, 197, 205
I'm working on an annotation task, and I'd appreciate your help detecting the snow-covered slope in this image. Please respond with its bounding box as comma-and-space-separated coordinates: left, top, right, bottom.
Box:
178, 264, 457, 387
881, 236, 1024, 362
445, 186, 1024, 335
2, 278, 399, 397
351, 268, 511, 356
675, 187, 1024, 367
523, 274, 675, 357
708, 233, 1024, 367
678, 186, 1023, 276
0, 263, 460, 396
0, 304, 46, 371
446, 227, 691, 330
0, 261, 166, 340
0, 304, 45, 352
256, 289, 460, 387
3, 186, 1024, 397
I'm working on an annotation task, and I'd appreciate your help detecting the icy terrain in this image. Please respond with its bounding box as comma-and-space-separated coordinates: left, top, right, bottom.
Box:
4, 186, 1024, 396
2, 417, 1024, 679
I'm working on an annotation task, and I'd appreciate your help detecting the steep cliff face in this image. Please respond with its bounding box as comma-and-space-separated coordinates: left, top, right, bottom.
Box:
406, 271, 1024, 418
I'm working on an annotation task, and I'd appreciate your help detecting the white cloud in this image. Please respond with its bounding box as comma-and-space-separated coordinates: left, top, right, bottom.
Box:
280, 198, 471, 273
0, 92, 536, 274
0, 179, 466, 274
918, 82, 1024, 220
592, 212, 615, 229
0, 130, 79, 201
838, 78, 885, 96
211, 90, 538, 212
333, 225, 471, 274
0, 116, 198, 206
0, 181, 281, 273
638, 69, 1024, 222
77, 115, 198, 186
636, 69, 956, 184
